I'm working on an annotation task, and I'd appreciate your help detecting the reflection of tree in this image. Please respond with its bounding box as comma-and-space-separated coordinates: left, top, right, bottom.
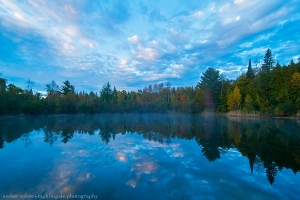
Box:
43, 129, 59, 146
264, 161, 278, 185
228, 121, 242, 146
254, 156, 265, 175
60, 130, 74, 143
195, 117, 230, 162
201, 144, 221, 161
230, 118, 300, 185
21, 132, 32, 148
0, 133, 5, 149
142, 132, 171, 144
99, 129, 116, 144
247, 152, 256, 173
1, 114, 300, 187
0, 116, 46, 148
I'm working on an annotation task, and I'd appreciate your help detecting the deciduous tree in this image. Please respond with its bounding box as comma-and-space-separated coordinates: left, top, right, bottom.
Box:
227, 86, 242, 111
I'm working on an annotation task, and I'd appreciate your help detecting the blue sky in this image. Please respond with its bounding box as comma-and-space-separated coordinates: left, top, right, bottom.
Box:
0, 0, 299, 93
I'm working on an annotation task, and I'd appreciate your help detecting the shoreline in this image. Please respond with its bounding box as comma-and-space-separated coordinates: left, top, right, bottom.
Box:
1, 112, 300, 120
224, 111, 300, 120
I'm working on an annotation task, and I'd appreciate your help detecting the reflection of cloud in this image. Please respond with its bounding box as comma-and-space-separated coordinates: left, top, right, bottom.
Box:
116, 152, 128, 162
126, 177, 139, 188
173, 152, 184, 158
2, 123, 300, 199
149, 176, 158, 182
135, 161, 158, 174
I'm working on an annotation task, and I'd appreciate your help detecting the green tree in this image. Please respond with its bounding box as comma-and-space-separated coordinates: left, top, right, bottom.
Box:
246, 59, 255, 79
0, 78, 7, 93
244, 94, 254, 111
8, 84, 23, 95
255, 70, 271, 113
0, 78, 8, 114
112, 86, 118, 105
290, 72, 300, 111
100, 82, 112, 104
45, 80, 60, 113
236, 74, 249, 103
46, 80, 60, 95
60, 80, 75, 95
59, 92, 77, 113
25, 79, 35, 93
262, 49, 275, 72
194, 87, 204, 108
197, 68, 222, 110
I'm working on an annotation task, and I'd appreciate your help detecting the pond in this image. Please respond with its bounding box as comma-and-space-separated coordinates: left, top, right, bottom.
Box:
0, 114, 300, 200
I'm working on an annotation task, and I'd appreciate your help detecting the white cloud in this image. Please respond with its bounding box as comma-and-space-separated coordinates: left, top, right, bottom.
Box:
118, 59, 129, 67
28, 0, 40, 8
13, 12, 24, 20
63, 5, 77, 15
222, 15, 241, 25
234, 0, 246, 4
89, 43, 94, 48
128, 35, 141, 44
0, 0, 299, 91
210, 3, 215, 11
149, 40, 160, 46
191, 11, 203, 18
136, 47, 159, 60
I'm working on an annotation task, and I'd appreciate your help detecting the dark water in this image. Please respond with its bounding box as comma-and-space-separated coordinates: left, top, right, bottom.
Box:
0, 114, 300, 200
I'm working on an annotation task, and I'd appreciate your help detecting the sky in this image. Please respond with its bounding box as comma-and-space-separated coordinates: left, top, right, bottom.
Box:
0, 0, 299, 93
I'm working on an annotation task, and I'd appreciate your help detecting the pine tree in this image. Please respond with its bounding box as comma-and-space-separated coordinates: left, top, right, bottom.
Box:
112, 86, 118, 104
246, 59, 255, 79
262, 49, 275, 72
60, 80, 75, 95
100, 82, 112, 103
197, 68, 222, 110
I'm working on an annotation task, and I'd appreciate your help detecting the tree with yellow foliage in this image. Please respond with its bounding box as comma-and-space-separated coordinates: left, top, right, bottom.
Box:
227, 86, 242, 111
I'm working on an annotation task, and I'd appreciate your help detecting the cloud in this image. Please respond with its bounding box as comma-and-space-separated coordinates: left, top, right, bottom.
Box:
0, 0, 299, 92
128, 35, 141, 45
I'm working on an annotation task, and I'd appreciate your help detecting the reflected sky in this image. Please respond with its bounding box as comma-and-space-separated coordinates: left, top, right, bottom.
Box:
0, 115, 300, 199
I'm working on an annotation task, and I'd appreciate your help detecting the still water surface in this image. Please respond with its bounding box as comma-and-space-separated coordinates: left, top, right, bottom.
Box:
0, 114, 300, 200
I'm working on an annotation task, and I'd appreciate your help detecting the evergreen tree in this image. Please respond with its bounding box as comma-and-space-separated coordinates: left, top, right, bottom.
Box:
197, 68, 222, 110
100, 82, 112, 104
60, 80, 75, 95
246, 59, 255, 79
112, 86, 118, 104
262, 49, 275, 72
198, 68, 221, 88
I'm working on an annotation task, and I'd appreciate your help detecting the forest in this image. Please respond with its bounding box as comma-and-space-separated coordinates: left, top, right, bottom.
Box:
0, 49, 300, 116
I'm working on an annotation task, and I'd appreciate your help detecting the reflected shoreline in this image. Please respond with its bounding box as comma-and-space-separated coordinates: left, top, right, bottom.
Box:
1, 112, 300, 120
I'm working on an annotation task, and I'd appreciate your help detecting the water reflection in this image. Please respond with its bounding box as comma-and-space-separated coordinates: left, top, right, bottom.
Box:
0, 114, 300, 187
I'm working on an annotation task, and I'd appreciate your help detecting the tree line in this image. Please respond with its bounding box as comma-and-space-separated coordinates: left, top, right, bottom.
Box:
0, 49, 299, 116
